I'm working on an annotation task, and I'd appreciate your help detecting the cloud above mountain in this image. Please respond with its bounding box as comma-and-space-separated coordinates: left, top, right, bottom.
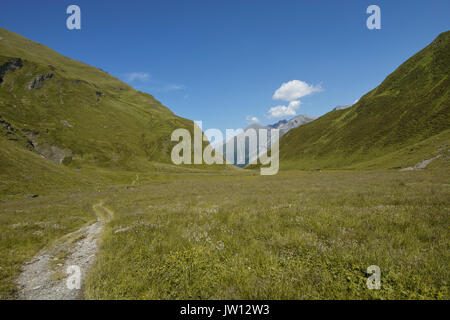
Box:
273, 80, 322, 102
268, 80, 322, 118
246, 116, 260, 123
268, 101, 300, 118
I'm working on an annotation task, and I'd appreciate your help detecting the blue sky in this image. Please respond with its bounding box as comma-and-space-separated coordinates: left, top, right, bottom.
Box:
1, 0, 449, 137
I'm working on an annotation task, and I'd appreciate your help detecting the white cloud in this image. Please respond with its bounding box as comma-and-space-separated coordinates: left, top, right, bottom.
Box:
125, 72, 150, 82
273, 80, 322, 102
266, 79, 322, 119
246, 116, 260, 123
161, 84, 185, 92
267, 100, 301, 119
287, 100, 300, 109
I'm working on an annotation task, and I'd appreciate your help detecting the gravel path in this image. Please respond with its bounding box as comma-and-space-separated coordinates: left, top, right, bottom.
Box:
16, 201, 112, 300
400, 154, 442, 171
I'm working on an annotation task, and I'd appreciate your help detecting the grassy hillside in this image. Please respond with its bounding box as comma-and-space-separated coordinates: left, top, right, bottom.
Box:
0, 27, 198, 170
0, 28, 231, 298
279, 31, 450, 170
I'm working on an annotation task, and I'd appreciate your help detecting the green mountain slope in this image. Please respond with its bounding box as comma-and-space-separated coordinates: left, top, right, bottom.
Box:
278, 31, 450, 170
0, 28, 195, 170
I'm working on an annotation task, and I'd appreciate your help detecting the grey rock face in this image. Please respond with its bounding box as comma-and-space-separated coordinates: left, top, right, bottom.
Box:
34, 143, 72, 164
269, 115, 315, 135
27, 73, 53, 90
0, 58, 23, 84
0, 118, 15, 132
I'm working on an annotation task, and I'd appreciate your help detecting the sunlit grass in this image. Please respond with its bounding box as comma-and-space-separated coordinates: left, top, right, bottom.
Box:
83, 169, 449, 299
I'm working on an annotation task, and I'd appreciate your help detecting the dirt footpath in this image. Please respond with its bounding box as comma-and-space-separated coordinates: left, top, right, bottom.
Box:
16, 201, 112, 300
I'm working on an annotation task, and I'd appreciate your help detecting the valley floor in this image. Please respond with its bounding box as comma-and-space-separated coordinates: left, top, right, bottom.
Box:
1, 169, 449, 299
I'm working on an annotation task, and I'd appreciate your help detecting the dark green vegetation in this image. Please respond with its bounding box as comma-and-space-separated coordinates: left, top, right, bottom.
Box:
278, 31, 450, 170
0, 29, 448, 300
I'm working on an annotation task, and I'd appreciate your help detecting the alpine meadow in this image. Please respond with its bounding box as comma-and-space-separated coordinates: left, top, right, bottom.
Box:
0, 1, 449, 304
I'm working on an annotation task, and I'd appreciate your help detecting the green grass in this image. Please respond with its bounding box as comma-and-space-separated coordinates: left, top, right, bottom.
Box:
2, 166, 448, 299
279, 129, 450, 171
0, 132, 242, 299
0, 27, 449, 301
79, 169, 449, 300
0, 190, 97, 298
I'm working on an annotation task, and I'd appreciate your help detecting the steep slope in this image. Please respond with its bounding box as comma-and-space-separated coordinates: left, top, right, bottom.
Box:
0, 28, 195, 170
279, 31, 450, 169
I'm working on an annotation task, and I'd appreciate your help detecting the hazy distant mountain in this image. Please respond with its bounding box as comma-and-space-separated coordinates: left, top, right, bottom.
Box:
268, 115, 315, 135
245, 114, 314, 133
217, 114, 314, 166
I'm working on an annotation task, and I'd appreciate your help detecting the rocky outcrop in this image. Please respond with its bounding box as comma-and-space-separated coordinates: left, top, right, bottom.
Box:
270, 115, 315, 135
60, 120, 73, 128
1, 117, 71, 164
0, 118, 15, 132
34, 143, 72, 164
26, 73, 53, 90
21, 129, 72, 164
0, 58, 23, 84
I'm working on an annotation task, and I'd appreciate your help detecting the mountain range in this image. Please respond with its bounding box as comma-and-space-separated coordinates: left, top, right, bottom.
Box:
217, 114, 315, 166
249, 114, 315, 136
1, 27, 449, 181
